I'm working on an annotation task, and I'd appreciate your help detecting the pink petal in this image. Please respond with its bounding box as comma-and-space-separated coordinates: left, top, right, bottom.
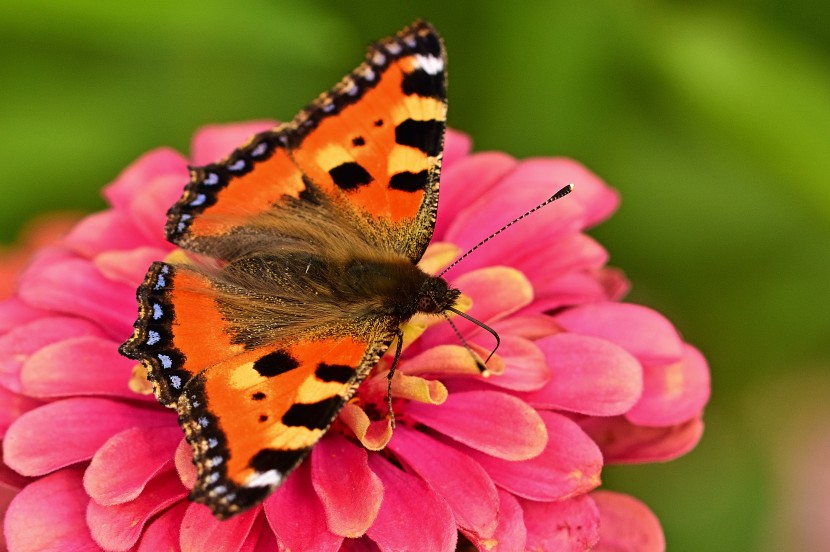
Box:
492, 313, 562, 340
480, 335, 550, 392
339, 537, 382, 551
421, 267, 534, 349
239, 514, 267, 552
0, 441, 32, 489
521, 157, 620, 227
517, 234, 609, 295
441, 128, 472, 170
4, 468, 98, 551
365, 455, 456, 552
21, 335, 150, 400
0, 387, 41, 438
190, 121, 277, 165
64, 210, 151, 258
0, 315, 106, 393
406, 390, 546, 461
444, 194, 584, 277
579, 416, 704, 464
462, 411, 602, 501
520, 494, 600, 552
129, 174, 193, 245
4, 398, 174, 476
265, 462, 343, 552
137, 501, 188, 552
84, 426, 181, 505
520, 333, 643, 416
17, 257, 137, 340
104, 148, 188, 212
174, 437, 196, 489
592, 491, 665, 552
252, 521, 280, 552
0, 297, 47, 334
474, 489, 526, 552
434, 151, 517, 240
87, 470, 187, 551
626, 344, 710, 427
388, 426, 499, 540
554, 303, 684, 366
179, 502, 259, 552
94, 247, 169, 287
311, 433, 384, 537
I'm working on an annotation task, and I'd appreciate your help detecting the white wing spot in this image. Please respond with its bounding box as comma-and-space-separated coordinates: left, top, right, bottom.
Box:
251, 143, 268, 157
246, 470, 282, 488
190, 194, 206, 207
386, 42, 402, 55
207, 472, 220, 484
152, 304, 163, 320
198, 416, 209, 427
203, 172, 219, 186
415, 54, 444, 75
147, 330, 160, 345
208, 438, 219, 448
170, 375, 182, 389
229, 159, 246, 172
158, 354, 172, 369
154, 275, 166, 290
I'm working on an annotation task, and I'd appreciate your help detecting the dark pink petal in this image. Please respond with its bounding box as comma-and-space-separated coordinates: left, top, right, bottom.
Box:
521, 494, 600, 552
265, 462, 343, 552
579, 416, 704, 464
434, 151, 517, 240
104, 148, 188, 212
84, 426, 181, 505
520, 334, 643, 416
17, 258, 137, 340
365, 455, 456, 552
462, 411, 602, 501
311, 433, 384, 537
4, 468, 98, 551
596, 267, 630, 301
522, 157, 620, 227
190, 121, 277, 165
0, 297, 47, 334
592, 491, 665, 552
626, 345, 710, 427
4, 398, 174, 476
21, 335, 150, 400
239, 514, 267, 552
554, 303, 684, 366
252, 521, 280, 552
522, 270, 609, 315
87, 470, 187, 551
94, 247, 169, 287
0, 387, 40, 438
340, 537, 382, 551
0, 315, 105, 393
137, 501, 188, 552
388, 426, 499, 540
180, 502, 259, 552
0, 441, 32, 488
406, 390, 546, 461
441, 128, 472, 170
0, 481, 17, 549
64, 210, 150, 257
471, 489, 526, 552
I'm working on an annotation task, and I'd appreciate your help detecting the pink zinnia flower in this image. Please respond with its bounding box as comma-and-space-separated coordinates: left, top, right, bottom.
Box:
1, 122, 710, 551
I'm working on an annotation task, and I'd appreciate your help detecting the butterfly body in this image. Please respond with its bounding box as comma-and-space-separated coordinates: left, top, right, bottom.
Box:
121, 20, 452, 519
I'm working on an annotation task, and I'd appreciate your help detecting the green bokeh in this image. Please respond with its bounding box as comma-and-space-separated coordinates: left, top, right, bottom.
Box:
3, 1, 828, 550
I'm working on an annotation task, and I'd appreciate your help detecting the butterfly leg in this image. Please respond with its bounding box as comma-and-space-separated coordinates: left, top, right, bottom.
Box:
386, 327, 405, 429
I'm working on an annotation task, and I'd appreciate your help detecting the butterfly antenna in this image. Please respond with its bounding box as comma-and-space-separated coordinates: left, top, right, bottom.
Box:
438, 184, 574, 277
445, 306, 500, 372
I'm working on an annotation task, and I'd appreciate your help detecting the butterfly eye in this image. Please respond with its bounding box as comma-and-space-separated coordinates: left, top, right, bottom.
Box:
417, 295, 438, 313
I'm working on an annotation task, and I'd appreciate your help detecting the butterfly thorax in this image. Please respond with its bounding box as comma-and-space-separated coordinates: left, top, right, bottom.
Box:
214, 251, 458, 347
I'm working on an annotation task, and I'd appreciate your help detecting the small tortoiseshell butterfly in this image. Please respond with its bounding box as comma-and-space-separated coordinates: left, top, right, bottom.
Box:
120, 21, 460, 519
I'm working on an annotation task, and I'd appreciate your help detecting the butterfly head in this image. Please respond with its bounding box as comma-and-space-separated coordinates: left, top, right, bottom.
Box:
416, 276, 460, 315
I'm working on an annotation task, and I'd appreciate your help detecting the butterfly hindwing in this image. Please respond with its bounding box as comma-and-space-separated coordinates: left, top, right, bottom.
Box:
119, 261, 253, 406
166, 20, 446, 263
178, 335, 391, 519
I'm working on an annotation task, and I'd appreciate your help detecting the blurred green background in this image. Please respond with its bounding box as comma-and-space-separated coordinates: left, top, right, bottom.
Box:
2, 1, 828, 550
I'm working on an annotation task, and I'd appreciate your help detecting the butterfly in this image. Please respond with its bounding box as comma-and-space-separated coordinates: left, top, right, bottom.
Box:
119, 20, 462, 520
